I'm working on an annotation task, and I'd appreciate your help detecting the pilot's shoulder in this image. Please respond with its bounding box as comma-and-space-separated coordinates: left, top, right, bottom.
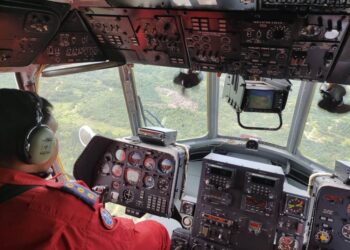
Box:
59, 181, 98, 209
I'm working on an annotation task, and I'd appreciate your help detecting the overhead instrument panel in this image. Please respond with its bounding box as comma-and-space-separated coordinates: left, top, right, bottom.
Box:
82, 8, 189, 67
74, 136, 185, 218
2, 2, 350, 83
0, 2, 69, 67
78, 7, 350, 82
181, 11, 349, 81
260, 0, 350, 11
36, 11, 105, 64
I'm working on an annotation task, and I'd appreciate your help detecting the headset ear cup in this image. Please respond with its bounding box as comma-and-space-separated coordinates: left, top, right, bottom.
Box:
26, 126, 56, 164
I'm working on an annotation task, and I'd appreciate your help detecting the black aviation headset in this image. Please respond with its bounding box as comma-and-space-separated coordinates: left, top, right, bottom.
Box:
21, 92, 57, 165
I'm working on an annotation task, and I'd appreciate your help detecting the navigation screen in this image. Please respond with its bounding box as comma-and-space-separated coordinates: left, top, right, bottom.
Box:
246, 90, 273, 110
251, 175, 275, 187
210, 167, 232, 177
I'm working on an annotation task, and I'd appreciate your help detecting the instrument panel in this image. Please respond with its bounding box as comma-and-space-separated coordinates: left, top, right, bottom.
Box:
192, 153, 286, 250
171, 153, 310, 250
0, 1, 69, 67
307, 176, 350, 250
1, 1, 350, 83
74, 136, 185, 218
36, 11, 105, 64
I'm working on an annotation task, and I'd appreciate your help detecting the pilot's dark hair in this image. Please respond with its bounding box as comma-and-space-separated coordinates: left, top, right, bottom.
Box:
0, 88, 53, 162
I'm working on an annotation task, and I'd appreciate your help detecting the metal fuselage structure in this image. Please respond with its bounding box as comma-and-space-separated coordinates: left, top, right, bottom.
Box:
2, 1, 350, 249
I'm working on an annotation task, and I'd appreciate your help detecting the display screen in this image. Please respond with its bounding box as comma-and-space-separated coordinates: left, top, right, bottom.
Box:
246, 90, 274, 110
210, 167, 232, 177
251, 175, 275, 187
245, 195, 267, 209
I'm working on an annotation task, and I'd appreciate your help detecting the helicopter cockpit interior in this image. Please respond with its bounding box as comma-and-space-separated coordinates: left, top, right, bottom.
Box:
1, 0, 350, 249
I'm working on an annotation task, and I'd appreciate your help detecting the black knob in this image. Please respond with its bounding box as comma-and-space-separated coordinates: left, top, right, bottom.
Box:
327, 19, 333, 31
318, 16, 323, 27
337, 20, 342, 31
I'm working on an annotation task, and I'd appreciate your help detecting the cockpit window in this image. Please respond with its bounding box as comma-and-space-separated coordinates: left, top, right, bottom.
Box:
133, 65, 208, 140
299, 83, 350, 169
39, 68, 131, 173
218, 76, 301, 147
0, 73, 17, 89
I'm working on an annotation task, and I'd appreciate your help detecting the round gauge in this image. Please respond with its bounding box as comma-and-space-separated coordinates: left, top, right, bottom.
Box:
143, 175, 155, 189
125, 168, 141, 185
158, 158, 174, 174
112, 181, 120, 190
128, 151, 143, 165
202, 43, 211, 50
315, 230, 331, 244
181, 202, 194, 215
115, 149, 126, 162
104, 153, 113, 162
300, 25, 321, 38
192, 35, 200, 41
266, 25, 291, 40
100, 163, 110, 175
246, 139, 259, 150
342, 224, 350, 240
112, 164, 123, 177
158, 178, 169, 191
286, 197, 305, 216
182, 216, 193, 228
110, 191, 119, 202
278, 236, 297, 250
221, 36, 231, 44
123, 189, 134, 202
144, 157, 156, 171
201, 36, 210, 43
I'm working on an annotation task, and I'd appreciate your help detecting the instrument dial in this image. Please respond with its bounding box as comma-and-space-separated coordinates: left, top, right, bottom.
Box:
286, 196, 306, 217
266, 25, 291, 40
125, 168, 141, 185
278, 235, 297, 250
181, 202, 194, 215
112, 164, 123, 177
100, 163, 110, 175
123, 189, 134, 202
115, 149, 126, 162
315, 230, 331, 244
182, 216, 193, 228
143, 175, 155, 189
158, 178, 169, 191
342, 224, 350, 240
128, 151, 143, 165
144, 157, 156, 171
158, 158, 174, 174
300, 25, 321, 38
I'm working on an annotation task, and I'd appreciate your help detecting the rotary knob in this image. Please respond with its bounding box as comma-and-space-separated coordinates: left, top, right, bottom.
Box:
266, 25, 291, 41
315, 230, 331, 244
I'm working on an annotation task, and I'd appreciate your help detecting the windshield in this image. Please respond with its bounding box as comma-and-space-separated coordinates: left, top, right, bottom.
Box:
299, 83, 350, 169
218, 76, 301, 147
133, 65, 208, 140
39, 68, 131, 173
0, 73, 17, 89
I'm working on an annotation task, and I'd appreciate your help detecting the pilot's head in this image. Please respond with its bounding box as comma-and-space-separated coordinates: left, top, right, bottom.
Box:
0, 89, 58, 173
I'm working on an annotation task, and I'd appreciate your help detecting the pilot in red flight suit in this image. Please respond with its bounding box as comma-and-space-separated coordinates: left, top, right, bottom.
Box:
0, 89, 171, 250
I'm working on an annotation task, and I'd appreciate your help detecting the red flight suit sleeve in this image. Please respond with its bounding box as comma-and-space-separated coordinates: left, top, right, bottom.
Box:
83, 203, 171, 250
